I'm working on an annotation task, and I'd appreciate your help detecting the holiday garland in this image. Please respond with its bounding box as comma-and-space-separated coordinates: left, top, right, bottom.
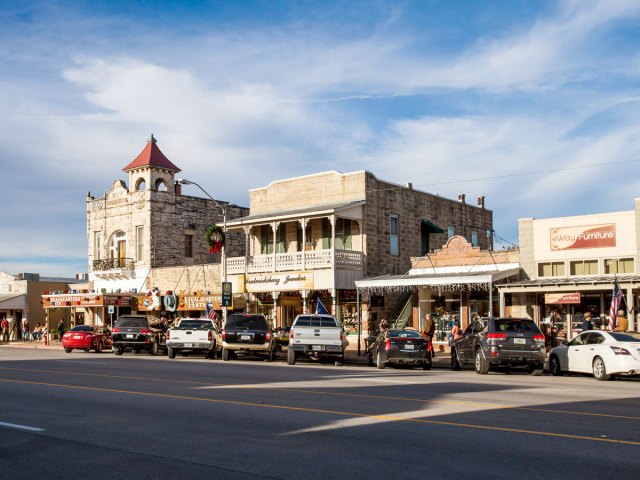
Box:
205, 224, 225, 254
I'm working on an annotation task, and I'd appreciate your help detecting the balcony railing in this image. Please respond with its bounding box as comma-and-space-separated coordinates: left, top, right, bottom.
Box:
93, 258, 135, 271
227, 249, 363, 274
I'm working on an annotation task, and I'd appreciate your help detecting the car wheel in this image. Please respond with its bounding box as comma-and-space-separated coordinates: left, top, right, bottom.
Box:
168, 347, 176, 359
287, 348, 296, 365
475, 348, 489, 374
64, 348, 72, 353
376, 350, 385, 369
451, 347, 462, 371
222, 348, 231, 361
114, 347, 124, 356
549, 355, 562, 376
527, 364, 544, 376
422, 360, 433, 371
592, 356, 610, 381
95, 342, 103, 353
150, 341, 159, 356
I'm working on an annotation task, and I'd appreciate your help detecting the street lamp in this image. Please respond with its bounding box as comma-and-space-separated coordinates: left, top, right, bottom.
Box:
177, 178, 228, 324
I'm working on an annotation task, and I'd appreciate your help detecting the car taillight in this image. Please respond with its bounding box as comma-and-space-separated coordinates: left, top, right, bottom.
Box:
385, 338, 391, 350
610, 346, 631, 355
340, 329, 343, 341
222, 330, 227, 341
266, 331, 271, 340
208, 330, 212, 341
139, 328, 151, 334
533, 334, 545, 342
487, 333, 507, 341
289, 328, 294, 340
167, 330, 171, 340
112, 327, 121, 333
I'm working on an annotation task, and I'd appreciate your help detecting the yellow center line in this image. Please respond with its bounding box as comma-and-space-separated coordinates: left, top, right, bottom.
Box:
0, 377, 639, 447
1, 366, 639, 422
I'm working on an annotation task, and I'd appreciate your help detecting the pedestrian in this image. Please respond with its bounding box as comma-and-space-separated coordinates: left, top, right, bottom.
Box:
421, 313, 436, 357
22, 318, 30, 342
57, 319, 65, 342
581, 312, 593, 332
615, 309, 628, 332
0, 317, 8, 342
379, 318, 390, 333
448, 320, 461, 347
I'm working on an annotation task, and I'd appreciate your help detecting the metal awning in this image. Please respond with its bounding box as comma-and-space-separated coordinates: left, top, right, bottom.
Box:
421, 219, 444, 233
355, 267, 521, 293
0, 293, 27, 310
496, 275, 640, 293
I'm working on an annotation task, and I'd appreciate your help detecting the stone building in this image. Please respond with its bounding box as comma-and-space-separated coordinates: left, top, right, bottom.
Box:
42, 135, 249, 326
225, 170, 493, 344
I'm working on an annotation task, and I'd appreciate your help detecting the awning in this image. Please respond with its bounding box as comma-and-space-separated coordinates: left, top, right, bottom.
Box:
355, 267, 521, 293
421, 219, 444, 233
0, 293, 27, 310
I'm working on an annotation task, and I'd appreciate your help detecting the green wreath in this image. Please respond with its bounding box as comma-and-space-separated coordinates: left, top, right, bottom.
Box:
205, 224, 225, 254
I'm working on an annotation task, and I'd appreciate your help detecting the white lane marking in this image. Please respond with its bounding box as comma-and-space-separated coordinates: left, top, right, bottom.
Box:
0, 421, 45, 432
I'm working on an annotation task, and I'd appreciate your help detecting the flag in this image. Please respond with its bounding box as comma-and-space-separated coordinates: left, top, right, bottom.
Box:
609, 277, 623, 331
316, 298, 329, 315
206, 302, 216, 321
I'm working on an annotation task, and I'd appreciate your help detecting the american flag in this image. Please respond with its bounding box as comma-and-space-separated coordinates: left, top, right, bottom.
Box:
206, 302, 217, 321
609, 277, 623, 331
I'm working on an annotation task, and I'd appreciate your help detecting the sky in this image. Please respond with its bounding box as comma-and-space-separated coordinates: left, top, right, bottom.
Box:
1, 0, 640, 278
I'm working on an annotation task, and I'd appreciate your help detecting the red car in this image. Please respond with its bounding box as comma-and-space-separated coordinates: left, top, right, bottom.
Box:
62, 325, 112, 353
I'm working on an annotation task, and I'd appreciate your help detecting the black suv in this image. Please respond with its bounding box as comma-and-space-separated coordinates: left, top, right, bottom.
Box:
221, 314, 274, 361
112, 315, 167, 356
451, 317, 546, 375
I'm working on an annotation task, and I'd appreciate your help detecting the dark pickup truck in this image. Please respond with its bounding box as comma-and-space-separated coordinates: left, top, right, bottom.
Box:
221, 313, 275, 361
112, 315, 167, 356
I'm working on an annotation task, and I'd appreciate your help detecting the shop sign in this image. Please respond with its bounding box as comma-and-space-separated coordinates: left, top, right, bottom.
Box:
135, 294, 163, 311
103, 295, 132, 307
43, 294, 103, 308
178, 295, 225, 311
550, 224, 616, 251
245, 272, 313, 293
545, 292, 581, 304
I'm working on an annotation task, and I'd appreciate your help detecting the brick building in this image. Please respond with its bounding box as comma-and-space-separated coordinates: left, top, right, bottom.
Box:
225, 170, 493, 344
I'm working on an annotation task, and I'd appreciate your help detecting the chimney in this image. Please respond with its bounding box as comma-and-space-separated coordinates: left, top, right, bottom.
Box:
458, 194, 466, 204
406, 182, 413, 190
478, 196, 485, 208
175, 182, 182, 195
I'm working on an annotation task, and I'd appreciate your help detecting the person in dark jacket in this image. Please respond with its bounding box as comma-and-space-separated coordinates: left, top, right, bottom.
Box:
581, 312, 593, 332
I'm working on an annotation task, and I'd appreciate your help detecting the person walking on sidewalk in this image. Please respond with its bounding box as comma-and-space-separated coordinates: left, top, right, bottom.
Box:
22, 318, 30, 342
1, 317, 8, 342
57, 319, 65, 342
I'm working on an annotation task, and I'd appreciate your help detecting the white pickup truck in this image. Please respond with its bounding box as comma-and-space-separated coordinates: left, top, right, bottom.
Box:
166, 318, 221, 359
287, 314, 347, 365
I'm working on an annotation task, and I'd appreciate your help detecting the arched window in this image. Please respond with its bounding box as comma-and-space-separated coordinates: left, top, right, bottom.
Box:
135, 178, 146, 191
155, 179, 167, 191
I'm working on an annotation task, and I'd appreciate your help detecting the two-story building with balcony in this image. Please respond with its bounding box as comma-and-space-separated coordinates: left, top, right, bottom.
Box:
225, 170, 493, 338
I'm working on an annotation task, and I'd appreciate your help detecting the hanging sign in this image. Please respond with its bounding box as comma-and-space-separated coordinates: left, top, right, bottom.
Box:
545, 293, 581, 304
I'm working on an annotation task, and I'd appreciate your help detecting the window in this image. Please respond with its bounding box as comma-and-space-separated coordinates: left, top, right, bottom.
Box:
94, 231, 102, 260
185, 234, 193, 258
260, 225, 273, 255
135, 178, 146, 191
136, 226, 144, 262
570, 260, 598, 275
538, 262, 565, 277
277, 225, 286, 253
471, 230, 479, 247
605, 258, 635, 274
335, 218, 352, 250
321, 218, 331, 249
390, 214, 399, 256
448, 225, 455, 238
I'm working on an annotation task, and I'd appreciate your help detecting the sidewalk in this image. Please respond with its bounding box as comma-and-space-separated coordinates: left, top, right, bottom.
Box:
0, 339, 62, 350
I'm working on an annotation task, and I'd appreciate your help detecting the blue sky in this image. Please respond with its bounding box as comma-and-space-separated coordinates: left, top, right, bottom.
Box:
1, 0, 640, 278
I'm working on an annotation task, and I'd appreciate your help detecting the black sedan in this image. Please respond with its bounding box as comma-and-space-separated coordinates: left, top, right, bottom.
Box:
367, 328, 432, 370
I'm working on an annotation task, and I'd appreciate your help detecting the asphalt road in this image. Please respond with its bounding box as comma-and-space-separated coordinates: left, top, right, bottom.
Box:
0, 347, 639, 480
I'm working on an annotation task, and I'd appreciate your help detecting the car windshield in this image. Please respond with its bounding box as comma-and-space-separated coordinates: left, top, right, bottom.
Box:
388, 330, 422, 338
226, 315, 268, 330
115, 317, 148, 328
70, 325, 94, 332
294, 316, 338, 328
609, 332, 640, 342
494, 319, 541, 334
177, 320, 213, 330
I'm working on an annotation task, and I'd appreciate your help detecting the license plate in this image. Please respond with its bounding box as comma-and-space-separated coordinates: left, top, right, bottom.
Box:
514, 338, 526, 344
312, 345, 322, 351
186, 343, 194, 348
404, 344, 415, 350
127, 334, 135, 339
241, 335, 251, 341
73, 335, 82, 339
